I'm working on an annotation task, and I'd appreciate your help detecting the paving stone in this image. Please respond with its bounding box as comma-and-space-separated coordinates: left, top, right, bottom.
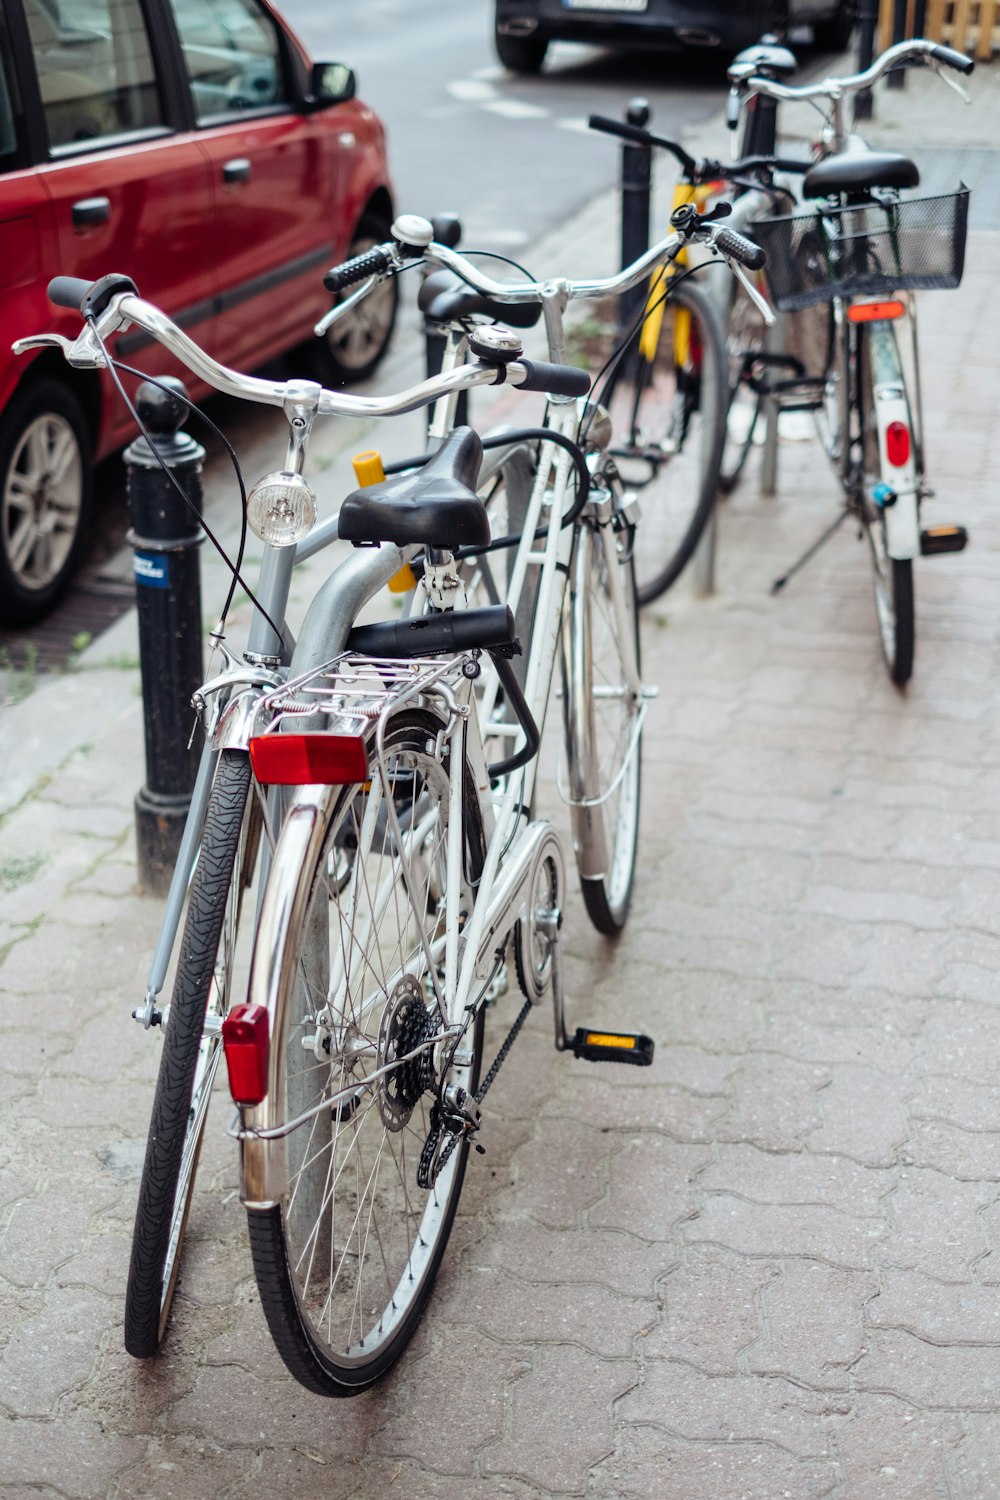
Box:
115, 1437, 255, 1500
371, 1329, 526, 1473
620, 1360, 844, 1458
646, 1246, 775, 1372
699, 1143, 889, 1216
481, 1344, 635, 1494
949, 1415, 1000, 1500
880, 1170, 993, 1282
0, 1288, 108, 1416
718, 1055, 829, 1153
852, 1329, 1000, 1411
458, 1264, 655, 1357
587, 1136, 711, 1241
807, 1063, 911, 1167
493, 1121, 619, 1230
867, 1268, 1000, 1344
906, 1120, 1000, 1182
683, 1193, 884, 1270
832, 1393, 965, 1500
0, 1411, 145, 1497
748, 1260, 878, 1389
163, 1362, 375, 1451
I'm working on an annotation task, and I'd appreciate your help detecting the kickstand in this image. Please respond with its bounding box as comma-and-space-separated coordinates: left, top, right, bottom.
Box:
771, 508, 852, 594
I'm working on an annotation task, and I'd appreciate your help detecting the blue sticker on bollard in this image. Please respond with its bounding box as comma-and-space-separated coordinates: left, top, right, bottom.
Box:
134, 551, 169, 589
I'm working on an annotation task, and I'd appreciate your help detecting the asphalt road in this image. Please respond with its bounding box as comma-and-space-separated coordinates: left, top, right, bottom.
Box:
278, 0, 733, 251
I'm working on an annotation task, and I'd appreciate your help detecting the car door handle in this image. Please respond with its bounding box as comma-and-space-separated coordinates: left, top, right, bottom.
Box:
223, 158, 252, 185
71, 196, 111, 229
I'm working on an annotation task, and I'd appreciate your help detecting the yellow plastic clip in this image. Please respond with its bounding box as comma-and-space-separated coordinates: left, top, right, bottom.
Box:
352, 449, 416, 594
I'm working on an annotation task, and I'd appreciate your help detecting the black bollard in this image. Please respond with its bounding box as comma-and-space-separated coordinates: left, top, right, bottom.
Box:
618, 98, 652, 378
887, 0, 908, 86
854, 0, 879, 119
125, 377, 207, 895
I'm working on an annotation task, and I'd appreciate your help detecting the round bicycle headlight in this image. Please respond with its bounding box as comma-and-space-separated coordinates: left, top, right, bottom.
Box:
246, 471, 317, 547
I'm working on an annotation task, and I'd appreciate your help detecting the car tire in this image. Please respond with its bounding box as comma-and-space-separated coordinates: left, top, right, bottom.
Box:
494, 23, 548, 74
814, 0, 855, 50
0, 378, 92, 626
307, 212, 399, 387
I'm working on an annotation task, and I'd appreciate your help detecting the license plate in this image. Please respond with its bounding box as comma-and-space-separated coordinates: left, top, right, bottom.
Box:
562, 0, 648, 10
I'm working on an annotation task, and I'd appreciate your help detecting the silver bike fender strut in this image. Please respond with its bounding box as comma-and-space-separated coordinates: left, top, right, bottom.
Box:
290, 540, 416, 679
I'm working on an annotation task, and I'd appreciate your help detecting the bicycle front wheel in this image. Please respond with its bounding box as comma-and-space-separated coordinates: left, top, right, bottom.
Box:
247, 709, 485, 1396
563, 513, 643, 935
720, 277, 768, 493
124, 748, 254, 1357
610, 279, 727, 604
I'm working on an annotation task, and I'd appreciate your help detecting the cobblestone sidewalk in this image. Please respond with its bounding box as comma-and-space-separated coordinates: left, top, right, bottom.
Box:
2, 56, 1000, 1500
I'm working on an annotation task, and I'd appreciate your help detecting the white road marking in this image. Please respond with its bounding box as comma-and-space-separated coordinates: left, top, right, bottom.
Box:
482, 99, 550, 120
472, 66, 505, 81
477, 227, 531, 247
557, 117, 593, 134
446, 79, 498, 102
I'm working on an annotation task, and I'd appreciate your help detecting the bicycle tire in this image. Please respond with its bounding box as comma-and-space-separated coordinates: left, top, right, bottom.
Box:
859, 324, 916, 685
609, 279, 727, 604
124, 749, 253, 1357
719, 277, 769, 494
247, 708, 486, 1395
563, 513, 643, 935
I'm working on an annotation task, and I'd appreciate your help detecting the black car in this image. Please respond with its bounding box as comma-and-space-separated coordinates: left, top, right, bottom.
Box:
494, 0, 855, 72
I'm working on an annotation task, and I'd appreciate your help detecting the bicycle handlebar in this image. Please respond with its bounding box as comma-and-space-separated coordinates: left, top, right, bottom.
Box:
31, 279, 589, 414
323, 244, 394, 293
713, 226, 766, 270
586, 114, 810, 184
740, 36, 973, 103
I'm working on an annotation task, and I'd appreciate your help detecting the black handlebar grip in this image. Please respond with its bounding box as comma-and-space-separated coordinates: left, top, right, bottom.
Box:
48, 271, 138, 318
714, 227, 766, 271
514, 360, 591, 398
588, 113, 651, 147
323, 244, 393, 294
47, 276, 93, 311
930, 43, 974, 74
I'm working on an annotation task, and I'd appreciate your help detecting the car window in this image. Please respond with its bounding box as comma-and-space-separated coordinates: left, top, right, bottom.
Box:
170, 0, 288, 123
25, 0, 164, 150
0, 46, 17, 160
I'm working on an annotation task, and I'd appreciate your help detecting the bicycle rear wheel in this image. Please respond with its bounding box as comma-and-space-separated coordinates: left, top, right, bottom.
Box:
124, 749, 255, 1357
859, 324, 915, 685
562, 506, 643, 935
247, 709, 485, 1395
609, 279, 727, 604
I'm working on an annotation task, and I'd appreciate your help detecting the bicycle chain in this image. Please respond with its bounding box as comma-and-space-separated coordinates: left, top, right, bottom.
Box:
417, 997, 533, 1189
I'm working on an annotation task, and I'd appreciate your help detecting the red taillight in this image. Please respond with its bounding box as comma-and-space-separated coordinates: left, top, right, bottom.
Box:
847, 299, 906, 323
885, 421, 911, 467
222, 1004, 269, 1106
249, 732, 368, 785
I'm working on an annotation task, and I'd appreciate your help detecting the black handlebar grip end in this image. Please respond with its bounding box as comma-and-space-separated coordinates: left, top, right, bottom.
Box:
931, 43, 974, 74
715, 227, 766, 271
517, 359, 591, 398
48, 272, 138, 317
47, 276, 95, 311
323, 245, 393, 294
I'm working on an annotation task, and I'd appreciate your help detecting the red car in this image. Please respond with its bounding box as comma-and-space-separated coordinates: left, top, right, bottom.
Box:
0, 0, 396, 623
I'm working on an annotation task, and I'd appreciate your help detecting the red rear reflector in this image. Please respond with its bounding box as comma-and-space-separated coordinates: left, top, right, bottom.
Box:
847, 299, 906, 323
249, 733, 368, 785
885, 421, 911, 467
222, 1004, 269, 1106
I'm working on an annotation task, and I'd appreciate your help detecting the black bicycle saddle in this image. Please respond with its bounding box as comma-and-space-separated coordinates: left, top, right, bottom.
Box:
803, 150, 920, 199
418, 270, 542, 330
339, 426, 490, 550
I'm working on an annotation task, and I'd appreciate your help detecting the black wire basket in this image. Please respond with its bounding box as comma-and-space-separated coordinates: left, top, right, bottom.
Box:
751, 186, 970, 312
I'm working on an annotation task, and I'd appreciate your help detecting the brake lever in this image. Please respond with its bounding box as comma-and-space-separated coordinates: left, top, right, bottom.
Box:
931, 61, 971, 103
314, 273, 381, 337
728, 259, 776, 326
13, 331, 107, 368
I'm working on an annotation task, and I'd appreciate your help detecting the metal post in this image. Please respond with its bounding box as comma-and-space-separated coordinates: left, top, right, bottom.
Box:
887, 0, 908, 86
618, 97, 652, 379
125, 378, 207, 895
854, 0, 879, 119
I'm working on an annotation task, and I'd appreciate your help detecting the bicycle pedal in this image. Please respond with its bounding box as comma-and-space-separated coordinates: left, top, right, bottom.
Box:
921, 525, 968, 556
570, 1028, 654, 1066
